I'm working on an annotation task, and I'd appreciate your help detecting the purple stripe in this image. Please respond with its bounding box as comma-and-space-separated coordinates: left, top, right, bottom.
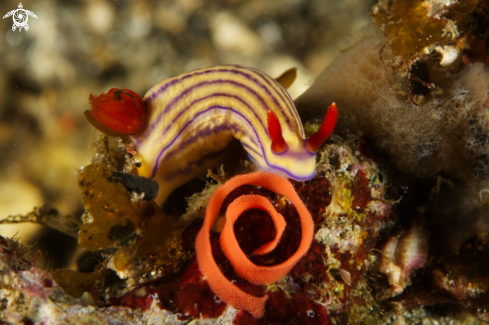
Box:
150, 105, 315, 181
281, 84, 304, 138
160, 93, 267, 142
145, 65, 295, 130
160, 120, 261, 181
149, 79, 272, 132
232, 66, 296, 129
159, 120, 242, 163
241, 142, 261, 157
242, 66, 303, 136
150, 105, 261, 178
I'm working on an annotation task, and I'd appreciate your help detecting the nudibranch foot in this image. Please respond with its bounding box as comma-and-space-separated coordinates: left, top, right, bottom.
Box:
195, 171, 314, 318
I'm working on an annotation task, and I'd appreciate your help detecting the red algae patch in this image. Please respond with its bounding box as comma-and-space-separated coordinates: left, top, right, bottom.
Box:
292, 176, 332, 225
351, 169, 372, 213
233, 288, 329, 325
109, 255, 227, 320
195, 172, 314, 318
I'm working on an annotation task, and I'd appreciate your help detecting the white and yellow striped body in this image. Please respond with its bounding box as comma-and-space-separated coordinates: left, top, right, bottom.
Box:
131, 65, 316, 204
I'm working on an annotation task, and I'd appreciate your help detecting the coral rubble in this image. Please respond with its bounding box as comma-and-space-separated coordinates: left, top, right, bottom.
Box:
98, 134, 393, 324
296, 36, 489, 184
4, 1, 489, 323
0, 235, 153, 324
1, 133, 394, 324
294, 1, 489, 323
371, 0, 478, 68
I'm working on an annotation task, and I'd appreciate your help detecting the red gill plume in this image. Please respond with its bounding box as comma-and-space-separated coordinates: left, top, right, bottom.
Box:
306, 103, 338, 152
85, 88, 145, 136
267, 110, 287, 153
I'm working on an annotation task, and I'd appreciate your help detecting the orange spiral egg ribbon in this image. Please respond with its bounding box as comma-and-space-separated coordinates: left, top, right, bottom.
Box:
195, 171, 314, 318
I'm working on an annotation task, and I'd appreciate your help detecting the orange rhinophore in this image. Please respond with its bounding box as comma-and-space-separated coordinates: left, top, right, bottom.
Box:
306, 103, 338, 152
195, 171, 314, 318
85, 88, 145, 136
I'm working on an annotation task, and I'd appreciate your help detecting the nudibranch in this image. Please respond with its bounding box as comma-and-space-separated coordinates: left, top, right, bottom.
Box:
195, 171, 314, 318
86, 65, 338, 205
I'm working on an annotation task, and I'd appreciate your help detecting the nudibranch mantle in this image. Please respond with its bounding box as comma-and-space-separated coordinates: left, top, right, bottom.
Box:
87, 65, 338, 205
132, 65, 321, 204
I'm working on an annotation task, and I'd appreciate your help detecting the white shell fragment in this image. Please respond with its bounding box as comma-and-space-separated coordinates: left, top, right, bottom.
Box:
431, 0, 452, 5
379, 221, 428, 295
435, 46, 460, 67
339, 269, 352, 286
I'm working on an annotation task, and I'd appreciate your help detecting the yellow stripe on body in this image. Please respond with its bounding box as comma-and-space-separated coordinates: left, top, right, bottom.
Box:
131, 65, 315, 205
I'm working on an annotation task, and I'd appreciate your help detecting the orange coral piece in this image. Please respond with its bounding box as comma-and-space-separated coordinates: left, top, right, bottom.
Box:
195, 172, 314, 318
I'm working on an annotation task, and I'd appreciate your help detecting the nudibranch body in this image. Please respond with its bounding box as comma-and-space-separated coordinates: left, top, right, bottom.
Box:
87, 65, 337, 205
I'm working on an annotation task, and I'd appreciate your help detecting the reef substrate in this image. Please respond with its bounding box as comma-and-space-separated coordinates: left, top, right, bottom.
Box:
0, 134, 394, 324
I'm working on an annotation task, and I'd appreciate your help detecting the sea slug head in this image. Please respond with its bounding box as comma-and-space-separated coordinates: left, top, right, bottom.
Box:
85, 88, 146, 136
262, 103, 338, 181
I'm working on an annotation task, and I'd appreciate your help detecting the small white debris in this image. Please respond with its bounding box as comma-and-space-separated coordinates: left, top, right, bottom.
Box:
130, 191, 145, 203
435, 46, 460, 67
432, 0, 452, 5
82, 212, 95, 224
134, 286, 147, 297
479, 188, 489, 202
80, 291, 95, 306
339, 269, 352, 286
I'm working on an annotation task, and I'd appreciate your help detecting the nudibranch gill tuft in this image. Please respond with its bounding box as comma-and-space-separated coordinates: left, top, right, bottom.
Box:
86, 88, 146, 136
85, 65, 338, 204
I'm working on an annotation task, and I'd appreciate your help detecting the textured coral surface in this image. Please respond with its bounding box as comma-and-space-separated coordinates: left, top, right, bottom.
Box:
2, 1, 489, 324
296, 36, 489, 183
99, 135, 393, 324
0, 135, 393, 325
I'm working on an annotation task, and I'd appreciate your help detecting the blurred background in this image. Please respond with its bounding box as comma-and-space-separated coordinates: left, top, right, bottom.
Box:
0, 0, 375, 268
